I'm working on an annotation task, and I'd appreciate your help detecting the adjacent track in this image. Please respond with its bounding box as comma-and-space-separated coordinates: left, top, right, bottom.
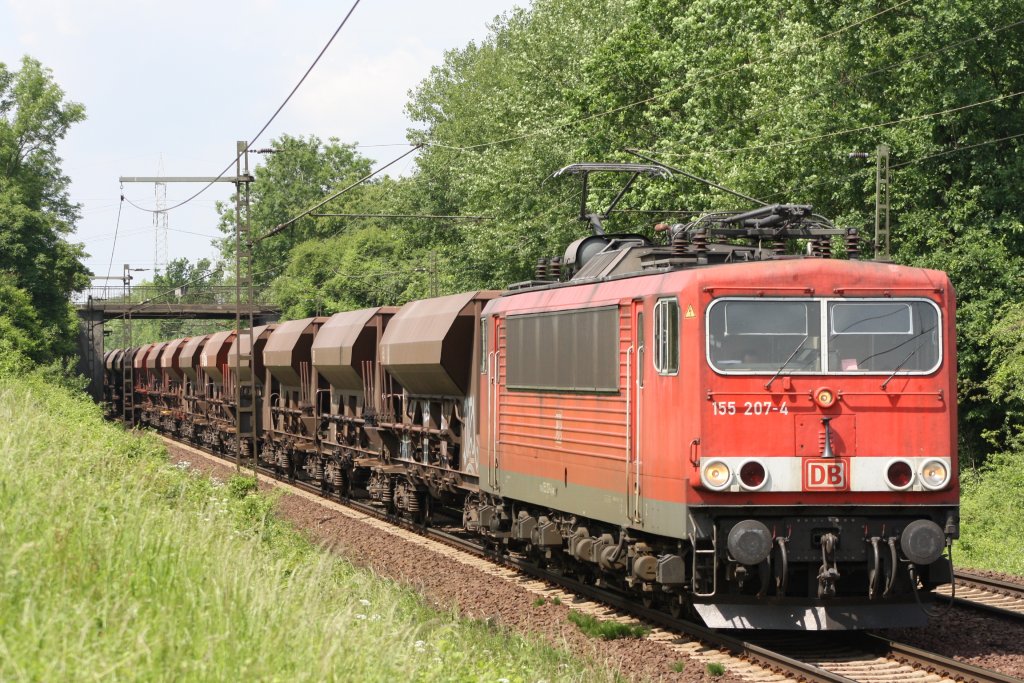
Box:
161, 436, 1022, 683
934, 571, 1024, 623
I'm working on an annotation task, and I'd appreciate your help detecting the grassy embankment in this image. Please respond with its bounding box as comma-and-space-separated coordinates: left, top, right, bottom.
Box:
957, 450, 1024, 575
0, 368, 612, 682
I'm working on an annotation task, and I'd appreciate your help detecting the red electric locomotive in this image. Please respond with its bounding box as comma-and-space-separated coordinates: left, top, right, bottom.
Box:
469, 167, 956, 628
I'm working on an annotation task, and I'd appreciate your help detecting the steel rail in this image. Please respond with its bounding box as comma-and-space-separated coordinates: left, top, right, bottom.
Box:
954, 571, 1024, 597
861, 633, 1024, 683
935, 570, 1024, 623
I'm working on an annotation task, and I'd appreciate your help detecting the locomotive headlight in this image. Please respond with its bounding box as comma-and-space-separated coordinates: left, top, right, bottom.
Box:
919, 459, 950, 490
702, 460, 732, 490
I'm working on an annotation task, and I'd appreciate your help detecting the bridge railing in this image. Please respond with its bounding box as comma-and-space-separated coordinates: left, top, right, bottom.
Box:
72, 285, 272, 306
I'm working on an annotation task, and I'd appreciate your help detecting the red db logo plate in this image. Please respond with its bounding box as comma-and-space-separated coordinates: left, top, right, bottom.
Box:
803, 459, 849, 491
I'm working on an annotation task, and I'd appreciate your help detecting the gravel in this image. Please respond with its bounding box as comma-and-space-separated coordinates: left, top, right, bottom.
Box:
883, 604, 1024, 678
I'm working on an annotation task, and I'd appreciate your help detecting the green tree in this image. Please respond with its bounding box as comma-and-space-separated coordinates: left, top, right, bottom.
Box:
0, 56, 89, 361
216, 134, 374, 287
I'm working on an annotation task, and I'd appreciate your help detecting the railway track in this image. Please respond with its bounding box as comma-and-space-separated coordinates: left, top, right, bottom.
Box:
162, 436, 1022, 683
934, 571, 1024, 622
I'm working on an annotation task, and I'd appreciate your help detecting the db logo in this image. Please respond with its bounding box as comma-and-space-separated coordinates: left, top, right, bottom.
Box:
803, 459, 849, 491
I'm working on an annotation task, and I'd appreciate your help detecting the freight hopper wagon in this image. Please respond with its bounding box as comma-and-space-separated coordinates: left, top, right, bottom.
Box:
309, 306, 397, 496
154, 337, 191, 434
103, 348, 125, 419
177, 334, 209, 443
197, 330, 236, 451
133, 343, 160, 428
262, 318, 326, 477
262, 293, 499, 520
228, 323, 276, 459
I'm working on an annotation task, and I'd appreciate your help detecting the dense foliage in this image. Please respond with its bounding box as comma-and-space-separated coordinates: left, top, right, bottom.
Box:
230, 0, 1024, 465
0, 57, 89, 362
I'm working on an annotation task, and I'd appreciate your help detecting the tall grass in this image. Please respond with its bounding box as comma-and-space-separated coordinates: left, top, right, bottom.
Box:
958, 450, 1024, 576
0, 371, 608, 682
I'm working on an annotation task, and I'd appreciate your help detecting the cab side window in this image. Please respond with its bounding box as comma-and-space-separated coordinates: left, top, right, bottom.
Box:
654, 298, 680, 375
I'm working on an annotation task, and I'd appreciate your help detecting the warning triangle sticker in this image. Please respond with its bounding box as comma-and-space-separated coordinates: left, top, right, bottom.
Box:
685, 304, 696, 319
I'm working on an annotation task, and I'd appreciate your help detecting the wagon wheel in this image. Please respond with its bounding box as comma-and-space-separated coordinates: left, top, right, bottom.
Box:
413, 493, 432, 530
668, 595, 684, 619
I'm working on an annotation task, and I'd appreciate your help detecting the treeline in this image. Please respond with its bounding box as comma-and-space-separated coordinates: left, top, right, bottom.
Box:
210, 0, 1023, 465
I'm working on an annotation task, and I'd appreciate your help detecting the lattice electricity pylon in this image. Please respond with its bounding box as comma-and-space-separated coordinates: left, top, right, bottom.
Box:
153, 157, 168, 275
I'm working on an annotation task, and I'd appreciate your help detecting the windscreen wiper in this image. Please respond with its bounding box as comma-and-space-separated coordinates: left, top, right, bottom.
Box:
765, 335, 809, 391
881, 347, 919, 389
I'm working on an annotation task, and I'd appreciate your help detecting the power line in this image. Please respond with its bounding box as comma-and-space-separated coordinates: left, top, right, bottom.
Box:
80, 225, 223, 243
756, 131, 1024, 202
892, 131, 1024, 169
123, 0, 364, 216
258, 145, 422, 243
311, 212, 491, 220
847, 17, 1024, 85
636, 89, 1024, 159
731, 15, 1024, 136
421, 0, 914, 153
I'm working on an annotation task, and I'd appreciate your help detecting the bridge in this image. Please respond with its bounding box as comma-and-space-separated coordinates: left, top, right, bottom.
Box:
75, 285, 281, 401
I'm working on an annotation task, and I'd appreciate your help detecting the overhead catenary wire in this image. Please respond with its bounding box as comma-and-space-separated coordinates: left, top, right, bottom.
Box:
122, 0, 364, 216
104, 194, 125, 281
843, 16, 1024, 85
721, 14, 1024, 140
633, 89, 1024, 160
310, 213, 491, 221
892, 131, 1024, 169
258, 145, 422, 243
757, 127, 1024, 202
80, 225, 224, 244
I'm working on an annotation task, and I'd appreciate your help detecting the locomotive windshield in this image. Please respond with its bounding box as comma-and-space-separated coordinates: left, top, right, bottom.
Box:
708, 298, 941, 375
708, 301, 821, 372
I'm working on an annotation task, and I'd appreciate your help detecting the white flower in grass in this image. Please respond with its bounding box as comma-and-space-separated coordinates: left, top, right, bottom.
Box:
370, 614, 381, 621
355, 614, 367, 620
176, 461, 190, 469
414, 640, 426, 653
358, 598, 371, 606
497, 678, 510, 683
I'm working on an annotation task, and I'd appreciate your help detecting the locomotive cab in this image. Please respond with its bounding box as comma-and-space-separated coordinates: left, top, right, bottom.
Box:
686, 260, 958, 628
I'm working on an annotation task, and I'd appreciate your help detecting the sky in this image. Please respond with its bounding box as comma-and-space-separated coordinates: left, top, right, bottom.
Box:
0, 0, 524, 285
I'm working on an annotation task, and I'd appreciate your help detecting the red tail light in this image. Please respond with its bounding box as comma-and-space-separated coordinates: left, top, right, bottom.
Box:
886, 460, 913, 489
739, 461, 766, 490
